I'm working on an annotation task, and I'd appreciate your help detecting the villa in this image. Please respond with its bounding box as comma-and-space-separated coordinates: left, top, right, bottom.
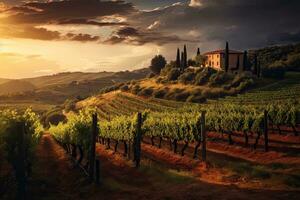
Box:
204, 49, 244, 71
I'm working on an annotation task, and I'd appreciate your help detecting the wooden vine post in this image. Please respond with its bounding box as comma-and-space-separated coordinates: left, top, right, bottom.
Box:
264, 110, 269, 152
134, 112, 142, 168
95, 159, 100, 184
201, 111, 207, 162
89, 113, 98, 180
16, 122, 26, 200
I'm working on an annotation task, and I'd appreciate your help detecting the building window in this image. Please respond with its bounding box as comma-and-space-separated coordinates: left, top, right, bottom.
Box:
212, 62, 214, 66
217, 62, 219, 66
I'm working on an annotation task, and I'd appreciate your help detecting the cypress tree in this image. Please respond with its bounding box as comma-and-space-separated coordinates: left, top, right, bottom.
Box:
176, 48, 181, 68
181, 51, 184, 71
253, 54, 258, 75
257, 60, 261, 78
243, 51, 248, 71
184, 45, 187, 69
197, 48, 200, 56
225, 42, 229, 72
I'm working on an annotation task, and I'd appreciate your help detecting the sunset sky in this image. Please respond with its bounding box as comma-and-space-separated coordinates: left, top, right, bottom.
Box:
0, 0, 299, 78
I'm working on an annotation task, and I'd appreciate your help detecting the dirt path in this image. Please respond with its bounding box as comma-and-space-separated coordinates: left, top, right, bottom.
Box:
23, 134, 300, 200
27, 134, 86, 200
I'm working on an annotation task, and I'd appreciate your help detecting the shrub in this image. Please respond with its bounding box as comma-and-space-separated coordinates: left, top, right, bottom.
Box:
166, 68, 181, 81
229, 73, 253, 88
155, 77, 164, 83
45, 112, 66, 128
153, 89, 167, 98
236, 79, 254, 92
131, 85, 141, 94
178, 72, 195, 84
63, 99, 77, 112
100, 85, 119, 94
120, 85, 129, 91
209, 71, 234, 86
188, 59, 196, 67
194, 67, 217, 85
160, 62, 176, 76
138, 88, 154, 97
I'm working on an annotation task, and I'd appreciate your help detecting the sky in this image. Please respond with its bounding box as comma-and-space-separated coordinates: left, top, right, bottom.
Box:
0, 0, 299, 79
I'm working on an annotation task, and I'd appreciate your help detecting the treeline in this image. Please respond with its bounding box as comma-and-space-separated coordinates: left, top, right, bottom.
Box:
249, 43, 300, 78
150, 42, 300, 80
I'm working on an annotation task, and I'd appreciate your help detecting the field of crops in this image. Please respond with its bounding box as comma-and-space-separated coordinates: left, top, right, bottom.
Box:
2, 74, 300, 199
215, 72, 300, 104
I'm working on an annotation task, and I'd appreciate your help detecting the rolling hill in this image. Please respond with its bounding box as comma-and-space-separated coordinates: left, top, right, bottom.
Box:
0, 68, 150, 111
0, 80, 36, 95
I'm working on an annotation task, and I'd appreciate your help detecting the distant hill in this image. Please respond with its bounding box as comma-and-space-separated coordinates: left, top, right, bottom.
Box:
0, 78, 10, 85
0, 80, 36, 95
0, 68, 150, 107
24, 71, 115, 88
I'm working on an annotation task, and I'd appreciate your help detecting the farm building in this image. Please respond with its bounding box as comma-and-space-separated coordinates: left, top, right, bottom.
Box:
204, 49, 243, 71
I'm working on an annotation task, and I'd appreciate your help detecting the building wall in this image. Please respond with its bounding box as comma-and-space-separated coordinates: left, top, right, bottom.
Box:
205, 53, 222, 70
227, 54, 244, 70
206, 53, 243, 71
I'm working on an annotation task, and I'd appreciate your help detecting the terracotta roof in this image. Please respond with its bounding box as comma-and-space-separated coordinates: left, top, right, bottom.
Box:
204, 49, 243, 55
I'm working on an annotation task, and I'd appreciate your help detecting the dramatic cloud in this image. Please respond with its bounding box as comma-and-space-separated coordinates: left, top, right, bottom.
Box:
3, 0, 136, 24
129, 0, 300, 49
105, 26, 195, 45
1, 0, 300, 78
65, 33, 100, 42
57, 18, 128, 27
0, 25, 61, 40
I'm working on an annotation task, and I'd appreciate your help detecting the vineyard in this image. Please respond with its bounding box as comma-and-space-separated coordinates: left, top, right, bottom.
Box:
1, 74, 300, 199
0, 109, 43, 199
216, 72, 300, 104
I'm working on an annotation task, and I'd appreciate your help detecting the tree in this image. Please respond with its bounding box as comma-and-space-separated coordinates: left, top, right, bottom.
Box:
225, 42, 229, 72
150, 55, 167, 74
183, 45, 188, 69
188, 59, 196, 67
243, 51, 249, 71
197, 48, 201, 56
195, 55, 207, 67
176, 48, 181, 68
180, 52, 184, 71
253, 54, 258, 75
236, 55, 240, 70
257, 60, 261, 78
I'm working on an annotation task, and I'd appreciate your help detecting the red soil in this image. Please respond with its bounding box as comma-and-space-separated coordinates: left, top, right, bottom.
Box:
3, 134, 297, 200
206, 132, 300, 165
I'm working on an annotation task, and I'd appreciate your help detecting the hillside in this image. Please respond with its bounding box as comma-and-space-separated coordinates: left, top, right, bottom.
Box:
0, 68, 150, 111
0, 80, 36, 95
24, 71, 115, 88
0, 78, 10, 85
73, 78, 300, 190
